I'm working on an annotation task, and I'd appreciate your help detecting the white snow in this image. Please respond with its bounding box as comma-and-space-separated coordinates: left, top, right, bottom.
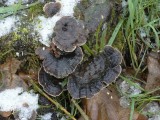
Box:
35, 16, 61, 46
122, 0, 128, 8
4, 0, 30, 6
35, 0, 80, 46
119, 81, 142, 95
0, 16, 19, 37
139, 28, 147, 38
40, 113, 52, 120
119, 96, 130, 108
149, 115, 160, 120
143, 102, 160, 120
57, 0, 80, 16
0, 87, 39, 119
4, 0, 19, 5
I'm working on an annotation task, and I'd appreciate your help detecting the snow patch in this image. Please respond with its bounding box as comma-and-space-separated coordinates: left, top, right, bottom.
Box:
4, 0, 19, 5
0, 16, 19, 37
35, 16, 61, 46
57, 0, 80, 16
143, 102, 160, 120
119, 81, 142, 95
40, 113, 52, 120
122, 0, 128, 7
4, 0, 30, 6
35, 0, 80, 46
149, 115, 160, 120
119, 96, 130, 108
0, 87, 39, 119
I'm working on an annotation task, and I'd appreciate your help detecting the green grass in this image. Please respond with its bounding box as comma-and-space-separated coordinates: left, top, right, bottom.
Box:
107, 19, 124, 46
129, 98, 135, 120
0, 0, 40, 19
122, 0, 160, 70
120, 75, 160, 118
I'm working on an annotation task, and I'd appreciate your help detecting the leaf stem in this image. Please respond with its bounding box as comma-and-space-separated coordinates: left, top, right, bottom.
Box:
129, 98, 135, 120
29, 79, 76, 120
71, 99, 90, 120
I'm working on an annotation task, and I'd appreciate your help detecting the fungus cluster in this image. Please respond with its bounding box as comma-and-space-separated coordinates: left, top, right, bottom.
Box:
36, 1, 122, 99
36, 15, 86, 97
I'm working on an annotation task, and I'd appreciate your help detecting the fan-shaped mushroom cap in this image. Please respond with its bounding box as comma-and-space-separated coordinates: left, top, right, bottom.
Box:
38, 67, 63, 96
67, 46, 122, 99
43, 2, 61, 17
36, 47, 83, 78
53, 16, 87, 52
35, 47, 50, 60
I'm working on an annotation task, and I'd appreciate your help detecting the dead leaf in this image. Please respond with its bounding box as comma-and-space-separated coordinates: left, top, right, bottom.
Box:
84, 87, 120, 120
0, 111, 12, 118
0, 58, 27, 91
145, 52, 160, 91
0, 58, 21, 74
18, 69, 38, 82
82, 86, 148, 120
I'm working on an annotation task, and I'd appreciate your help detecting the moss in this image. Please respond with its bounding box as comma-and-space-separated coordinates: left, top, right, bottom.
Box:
74, 0, 91, 20
0, 33, 15, 64
0, 21, 41, 70
112, 30, 125, 51
12, 26, 41, 70
82, 0, 124, 56
105, 2, 125, 51
27, 3, 44, 20
10, 12, 43, 70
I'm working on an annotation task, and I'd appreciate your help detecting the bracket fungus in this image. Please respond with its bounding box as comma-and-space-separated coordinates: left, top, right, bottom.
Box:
67, 46, 122, 99
53, 16, 87, 52
38, 67, 63, 96
35, 46, 83, 78
43, 2, 61, 17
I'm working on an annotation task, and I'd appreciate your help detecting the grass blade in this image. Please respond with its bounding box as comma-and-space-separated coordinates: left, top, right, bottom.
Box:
82, 44, 94, 56
100, 28, 107, 50
120, 75, 145, 91
129, 98, 135, 120
108, 19, 124, 45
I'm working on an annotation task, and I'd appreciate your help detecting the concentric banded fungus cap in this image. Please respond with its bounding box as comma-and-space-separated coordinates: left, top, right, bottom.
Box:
38, 67, 63, 96
67, 46, 122, 99
36, 47, 83, 78
53, 16, 87, 52
43, 2, 61, 17
35, 47, 50, 60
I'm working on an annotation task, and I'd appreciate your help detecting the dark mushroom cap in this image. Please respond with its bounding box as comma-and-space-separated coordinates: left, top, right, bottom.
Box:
38, 67, 63, 96
36, 47, 83, 78
67, 46, 122, 99
53, 16, 87, 52
84, 1, 112, 32
43, 2, 61, 17
35, 47, 50, 60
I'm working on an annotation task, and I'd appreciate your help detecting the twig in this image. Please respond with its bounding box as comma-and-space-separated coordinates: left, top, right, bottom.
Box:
71, 99, 90, 120
29, 79, 76, 120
